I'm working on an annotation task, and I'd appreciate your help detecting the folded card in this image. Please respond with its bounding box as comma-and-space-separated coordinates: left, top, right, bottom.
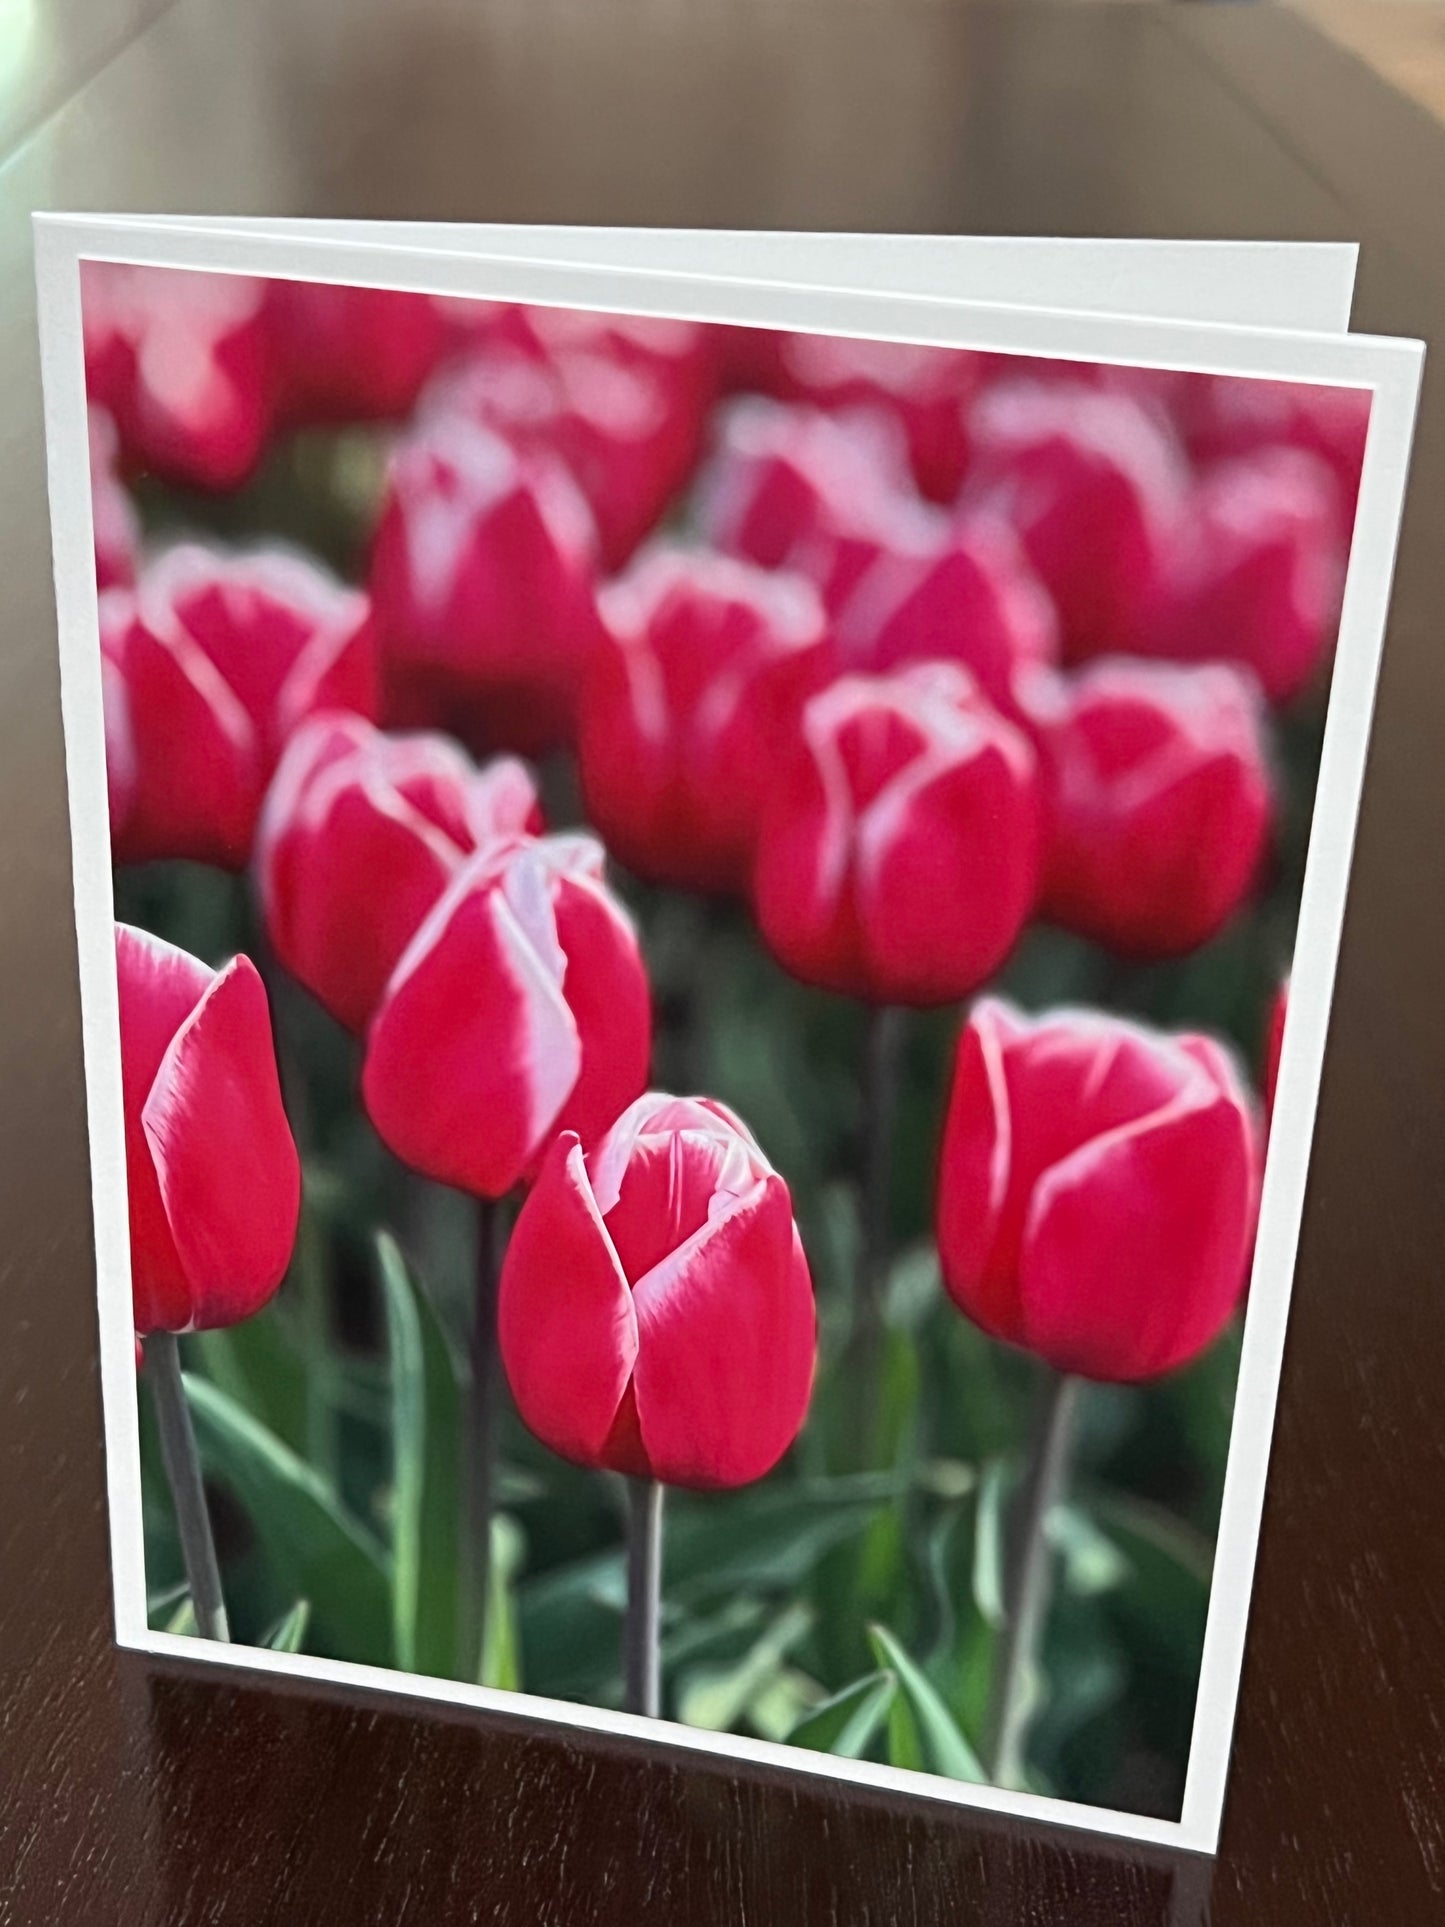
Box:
35, 218, 1421, 1855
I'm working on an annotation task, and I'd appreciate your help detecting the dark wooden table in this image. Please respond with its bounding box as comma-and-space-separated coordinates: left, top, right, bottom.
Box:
3, 3, 1444, 1920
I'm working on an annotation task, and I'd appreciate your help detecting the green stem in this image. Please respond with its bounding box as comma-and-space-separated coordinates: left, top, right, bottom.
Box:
846, 1002, 904, 1455
148, 1332, 230, 1642
622, 1478, 665, 1718
986, 1367, 1081, 1788
459, 1195, 502, 1683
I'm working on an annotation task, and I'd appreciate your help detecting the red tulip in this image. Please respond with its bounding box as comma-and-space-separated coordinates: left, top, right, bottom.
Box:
828, 511, 1059, 717
117, 923, 300, 1335
769, 331, 986, 501
82, 262, 276, 491
498, 1094, 816, 1488
103, 653, 138, 847
256, 712, 543, 1032
90, 407, 139, 591
753, 664, 1042, 1005
938, 1000, 1260, 1381
580, 549, 831, 894
1134, 449, 1344, 704
503, 306, 717, 419
965, 381, 1186, 661
427, 341, 703, 572
696, 397, 917, 578
369, 411, 603, 755
269, 281, 447, 424
1186, 376, 1370, 537
101, 544, 378, 869
1024, 657, 1274, 957
362, 834, 651, 1197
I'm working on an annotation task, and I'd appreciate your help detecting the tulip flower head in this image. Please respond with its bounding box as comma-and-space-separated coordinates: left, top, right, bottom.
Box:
82, 262, 277, 491
256, 712, 543, 1032
269, 281, 448, 425
101, 544, 378, 870
1135, 449, 1344, 704
362, 834, 652, 1198
369, 410, 604, 755
1026, 656, 1274, 958
1265, 979, 1289, 1121
499, 1094, 816, 1489
828, 511, 1059, 717
938, 1000, 1260, 1381
117, 924, 301, 1336
431, 340, 706, 571
580, 548, 831, 894
695, 397, 918, 581
769, 331, 985, 501
1186, 375, 1370, 537
965, 380, 1187, 661
753, 664, 1043, 1005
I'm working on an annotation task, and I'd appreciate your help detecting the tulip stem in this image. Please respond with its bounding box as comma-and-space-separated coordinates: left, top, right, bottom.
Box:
148, 1332, 230, 1642
848, 1002, 904, 1450
460, 1196, 503, 1683
622, 1478, 665, 1718
987, 1367, 1081, 1789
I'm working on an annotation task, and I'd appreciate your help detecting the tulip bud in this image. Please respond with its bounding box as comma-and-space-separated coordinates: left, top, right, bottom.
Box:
424, 341, 704, 573
256, 713, 543, 1032
269, 281, 447, 424
695, 397, 917, 578
82, 262, 276, 491
117, 924, 301, 1335
829, 511, 1059, 716
101, 544, 378, 870
362, 834, 651, 1198
769, 331, 986, 501
938, 999, 1260, 1381
90, 407, 139, 591
1135, 449, 1344, 704
499, 1094, 816, 1488
1024, 657, 1274, 958
369, 411, 604, 755
965, 381, 1186, 661
753, 665, 1042, 1006
580, 549, 831, 894
1186, 375, 1370, 537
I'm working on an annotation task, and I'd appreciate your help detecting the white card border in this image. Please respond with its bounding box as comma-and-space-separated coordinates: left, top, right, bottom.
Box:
73, 218, 1362, 333
34, 216, 1423, 1857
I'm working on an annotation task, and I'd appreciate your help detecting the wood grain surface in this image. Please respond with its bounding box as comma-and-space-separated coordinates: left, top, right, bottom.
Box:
1, 3, 1442, 1920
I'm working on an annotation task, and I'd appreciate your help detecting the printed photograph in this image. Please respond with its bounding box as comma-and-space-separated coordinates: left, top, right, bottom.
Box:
82, 261, 1369, 1822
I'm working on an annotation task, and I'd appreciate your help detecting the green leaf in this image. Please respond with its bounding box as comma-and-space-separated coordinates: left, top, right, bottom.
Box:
867, 1624, 985, 1783
971, 1459, 1008, 1631
189, 1305, 310, 1460
1048, 1505, 1131, 1598
164, 1597, 198, 1638
481, 1513, 525, 1692
786, 1670, 896, 1759
263, 1600, 312, 1653
377, 1233, 465, 1677
182, 1372, 392, 1666
677, 1602, 812, 1732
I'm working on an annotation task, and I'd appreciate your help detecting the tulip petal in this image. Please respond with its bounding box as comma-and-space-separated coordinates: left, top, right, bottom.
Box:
1018, 1085, 1256, 1380
362, 869, 582, 1197
549, 873, 652, 1150
115, 925, 214, 1333
858, 734, 1041, 1005
498, 1134, 639, 1467
141, 955, 301, 1330
107, 604, 261, 869
936, 1001, 1018, 1339
631, 1175, 815, 1488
